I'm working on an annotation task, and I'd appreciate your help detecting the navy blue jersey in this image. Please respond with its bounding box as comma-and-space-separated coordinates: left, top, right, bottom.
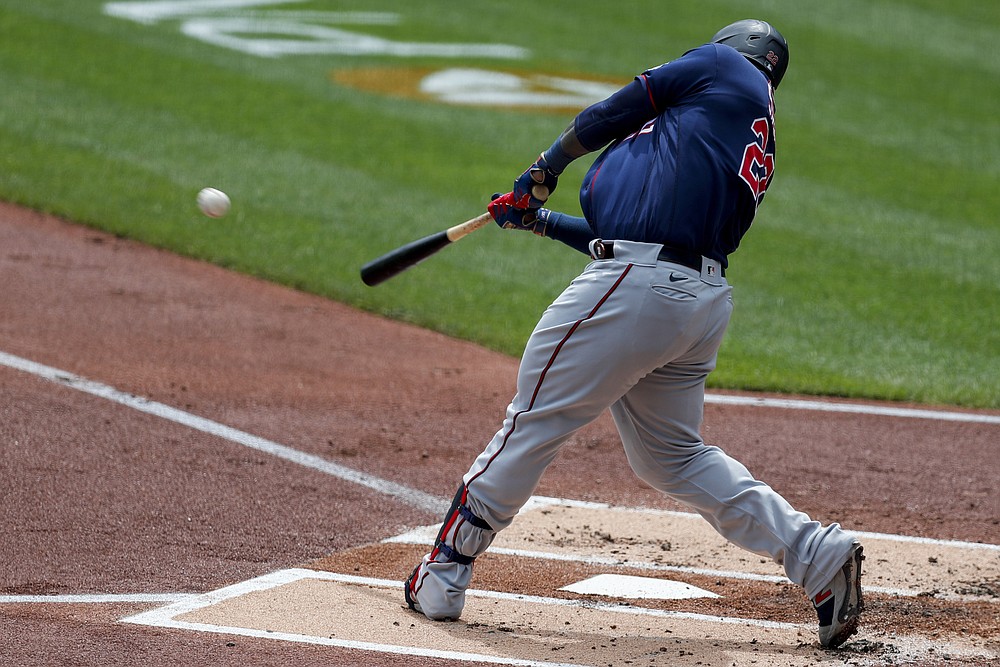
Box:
577, 44, 776, 267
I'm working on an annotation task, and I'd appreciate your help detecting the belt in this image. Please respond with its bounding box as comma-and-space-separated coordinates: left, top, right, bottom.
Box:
590, 240, 723, 276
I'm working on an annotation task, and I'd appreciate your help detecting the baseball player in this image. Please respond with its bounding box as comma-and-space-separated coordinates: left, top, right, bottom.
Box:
404, 19, 865, 649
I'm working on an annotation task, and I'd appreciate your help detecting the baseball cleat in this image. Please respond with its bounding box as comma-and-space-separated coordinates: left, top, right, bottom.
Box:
404, 563, 460, 621
403, 564, 424, 615
813, 542, 865, 648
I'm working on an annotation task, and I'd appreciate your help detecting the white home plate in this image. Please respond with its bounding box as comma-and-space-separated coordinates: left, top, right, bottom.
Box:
560, 574, 721, 600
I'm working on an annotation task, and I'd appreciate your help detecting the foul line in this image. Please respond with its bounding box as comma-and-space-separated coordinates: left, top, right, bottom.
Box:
0, 350, 448, 516
704, 393, 1000, 423
3, 348, 998, 548
0, 593, 196, 604
3, 348, 997, 554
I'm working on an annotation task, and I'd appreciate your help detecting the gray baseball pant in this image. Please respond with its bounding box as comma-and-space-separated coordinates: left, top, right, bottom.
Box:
413, 240, 857, 620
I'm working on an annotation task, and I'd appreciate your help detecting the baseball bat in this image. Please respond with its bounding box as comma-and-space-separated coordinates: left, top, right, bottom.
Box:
360, 212, 493, 286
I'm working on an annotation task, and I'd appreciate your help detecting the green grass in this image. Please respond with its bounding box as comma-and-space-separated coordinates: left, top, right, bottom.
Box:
1, 1, 997, 408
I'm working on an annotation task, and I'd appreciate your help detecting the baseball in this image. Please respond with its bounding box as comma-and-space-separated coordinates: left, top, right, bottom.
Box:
196, 187, 230, 218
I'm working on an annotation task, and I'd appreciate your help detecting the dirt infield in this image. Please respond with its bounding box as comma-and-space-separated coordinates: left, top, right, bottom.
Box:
1, 203, 998, 666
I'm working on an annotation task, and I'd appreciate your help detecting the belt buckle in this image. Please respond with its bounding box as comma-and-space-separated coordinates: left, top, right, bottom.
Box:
589, 239, 610, 260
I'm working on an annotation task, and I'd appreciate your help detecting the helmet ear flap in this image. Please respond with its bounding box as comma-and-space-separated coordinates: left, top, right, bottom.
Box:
712, 19, 789, 89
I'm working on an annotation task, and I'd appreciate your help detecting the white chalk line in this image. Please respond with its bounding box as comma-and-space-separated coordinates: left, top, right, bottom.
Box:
524, 496, 1000, 552
119, 567, 799, 667
386, 496, 1000, 600
3, 350, 993, 546
119, 568, 997, 664
0, 593, 196, 604
389, 536, 915, 598
3, 351, 997, 587
120, 568, 586, 667
2, 347, 995, 528
4, 348, 999, 660
0, 350, 449, 516
704, 393, 1000, 423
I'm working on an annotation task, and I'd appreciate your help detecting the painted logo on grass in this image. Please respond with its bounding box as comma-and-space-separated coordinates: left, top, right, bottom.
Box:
104, 2, 526, 59
105, 2, 623, 111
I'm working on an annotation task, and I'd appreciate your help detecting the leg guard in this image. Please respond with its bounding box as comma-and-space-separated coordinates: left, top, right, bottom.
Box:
404, 485, 496, 620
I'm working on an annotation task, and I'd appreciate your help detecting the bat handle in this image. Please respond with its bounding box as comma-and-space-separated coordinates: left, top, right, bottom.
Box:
446, 212, 493, 242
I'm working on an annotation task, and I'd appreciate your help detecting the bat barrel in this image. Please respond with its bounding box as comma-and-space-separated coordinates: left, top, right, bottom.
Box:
360, 230, 451, 286
360, 212, 493, 287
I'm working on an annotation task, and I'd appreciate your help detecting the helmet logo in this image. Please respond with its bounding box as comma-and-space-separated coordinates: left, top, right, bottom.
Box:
766, 50, 779, 66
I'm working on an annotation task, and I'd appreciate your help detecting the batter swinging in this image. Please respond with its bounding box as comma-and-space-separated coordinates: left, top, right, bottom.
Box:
404, 19, 865, 649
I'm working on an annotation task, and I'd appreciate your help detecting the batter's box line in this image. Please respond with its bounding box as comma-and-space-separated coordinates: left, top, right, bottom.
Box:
523, 496, 1000, 552
119, 568, 997, 665
386, 495, 1000, 601
120, 567, 803, 667
386, 527, 920, 598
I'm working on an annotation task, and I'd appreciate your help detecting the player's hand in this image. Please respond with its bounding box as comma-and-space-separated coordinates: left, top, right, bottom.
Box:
512, 154, 559, 209
488, 192, 546, 236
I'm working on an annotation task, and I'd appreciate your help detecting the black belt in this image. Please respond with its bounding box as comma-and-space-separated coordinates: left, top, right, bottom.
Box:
590, 240, 723, 276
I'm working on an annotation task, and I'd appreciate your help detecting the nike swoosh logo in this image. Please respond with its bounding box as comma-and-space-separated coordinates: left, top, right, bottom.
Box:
668, 273, 687, 282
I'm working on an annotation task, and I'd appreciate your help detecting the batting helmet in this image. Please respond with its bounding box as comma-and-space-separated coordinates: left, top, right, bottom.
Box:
712, 19, 789, 89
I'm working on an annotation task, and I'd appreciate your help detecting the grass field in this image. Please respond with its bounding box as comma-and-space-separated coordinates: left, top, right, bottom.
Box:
1, 1, 997, 408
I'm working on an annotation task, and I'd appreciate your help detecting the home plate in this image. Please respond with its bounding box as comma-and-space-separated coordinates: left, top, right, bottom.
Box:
560, 573, 721, 600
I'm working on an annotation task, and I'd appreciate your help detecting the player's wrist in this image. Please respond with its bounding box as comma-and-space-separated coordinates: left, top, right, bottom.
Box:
533, 208, 554, 237
541, 141, 573, 175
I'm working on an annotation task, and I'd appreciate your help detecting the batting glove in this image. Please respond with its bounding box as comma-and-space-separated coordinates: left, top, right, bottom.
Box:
488, 192, 548, 236
511, 154, 559, 209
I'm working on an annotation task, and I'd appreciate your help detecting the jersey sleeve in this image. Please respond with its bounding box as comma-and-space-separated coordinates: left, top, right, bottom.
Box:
570, 77, 659, 152
542, 211, 595, 255
640, 44, 718, 112
544, 44, 720, 169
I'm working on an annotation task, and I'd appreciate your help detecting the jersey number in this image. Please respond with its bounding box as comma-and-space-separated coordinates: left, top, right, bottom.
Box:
739, 118, 774, 206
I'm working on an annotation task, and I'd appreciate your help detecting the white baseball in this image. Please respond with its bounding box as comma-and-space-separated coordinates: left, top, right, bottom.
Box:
196, 187, 230, 218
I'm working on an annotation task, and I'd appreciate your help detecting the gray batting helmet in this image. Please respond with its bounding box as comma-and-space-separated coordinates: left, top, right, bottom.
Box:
712, 19, 789, 89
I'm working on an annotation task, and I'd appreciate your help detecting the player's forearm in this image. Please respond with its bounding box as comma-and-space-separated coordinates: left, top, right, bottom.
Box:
539, 211, 594, 255
541, 122, 591, 174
